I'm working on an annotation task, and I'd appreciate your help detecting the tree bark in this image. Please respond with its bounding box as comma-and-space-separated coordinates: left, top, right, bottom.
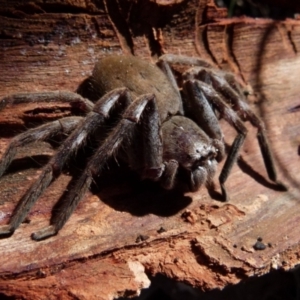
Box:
0, 0, 300, 299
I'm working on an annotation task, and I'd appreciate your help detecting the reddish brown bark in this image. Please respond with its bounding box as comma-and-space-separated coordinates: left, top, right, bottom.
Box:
0, 0, 300, 299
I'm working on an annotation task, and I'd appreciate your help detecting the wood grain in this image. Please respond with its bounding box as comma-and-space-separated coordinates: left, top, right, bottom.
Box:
0, 0, 300, 299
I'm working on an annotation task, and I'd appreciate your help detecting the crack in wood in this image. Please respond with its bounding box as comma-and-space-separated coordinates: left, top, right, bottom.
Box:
224, 24, 246, 82
145, 27, 164, 58
195, 25, 218, 66
103, 0, 134, 55
286, 26, 298, 54
191, 237, 249, 281
195, 0, 218, 65
277, 23, 297, 55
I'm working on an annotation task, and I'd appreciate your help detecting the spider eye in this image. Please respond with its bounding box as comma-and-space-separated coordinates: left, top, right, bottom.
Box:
192, 151, 217, 170
208, 152, 216, 160
192, 156, 206, 169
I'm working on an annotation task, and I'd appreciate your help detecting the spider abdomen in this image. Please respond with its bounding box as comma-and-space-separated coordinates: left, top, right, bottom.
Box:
91, 55, 181, 121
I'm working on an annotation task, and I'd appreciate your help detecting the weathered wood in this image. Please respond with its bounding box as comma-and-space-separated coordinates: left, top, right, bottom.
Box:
0, 0, 300, 299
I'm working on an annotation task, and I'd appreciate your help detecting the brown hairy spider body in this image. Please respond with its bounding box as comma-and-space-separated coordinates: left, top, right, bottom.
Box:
0, 54, 286, 241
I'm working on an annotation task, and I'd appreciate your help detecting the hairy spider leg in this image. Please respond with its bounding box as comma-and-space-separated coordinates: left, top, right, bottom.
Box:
156, 59, 184, 115
0, 88, 131, 237
184, 80, 248, 201
160, 160, 179, 190
0, 91, 95, 113
198, 68, 287, 191
32, 93, 165, 240
0, 116, 82, 177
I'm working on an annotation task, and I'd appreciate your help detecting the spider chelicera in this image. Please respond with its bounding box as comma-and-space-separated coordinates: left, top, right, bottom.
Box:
0, 54, 286, 240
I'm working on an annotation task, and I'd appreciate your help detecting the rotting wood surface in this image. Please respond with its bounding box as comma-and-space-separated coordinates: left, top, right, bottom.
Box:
0, 0, 300, 299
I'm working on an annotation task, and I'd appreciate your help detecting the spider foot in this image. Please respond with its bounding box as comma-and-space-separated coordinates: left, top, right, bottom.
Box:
32, 225, 57, 241
220, 183, 229, 202
275, 181, 288, 192
0, 225, 14, 238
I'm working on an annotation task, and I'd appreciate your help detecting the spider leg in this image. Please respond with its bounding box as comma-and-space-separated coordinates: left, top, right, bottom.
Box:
222, 72, 250, 96
160, 160, 179, 190
156, 59, 184, 115
198, 68, 287, 190
184, 67, 246, 111
0, 91, 95, 113
245, 110, 287, 190
0, 116, 82, 177
183, 77, 223, 142
0, 88, 131, 237
184, 80, 248, 201
182, 79, 226, 184
139, 95, 165, 181
32, 93, 163, 240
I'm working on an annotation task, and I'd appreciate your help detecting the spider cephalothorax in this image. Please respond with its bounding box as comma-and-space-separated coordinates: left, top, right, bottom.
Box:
0, 54, 286, 240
